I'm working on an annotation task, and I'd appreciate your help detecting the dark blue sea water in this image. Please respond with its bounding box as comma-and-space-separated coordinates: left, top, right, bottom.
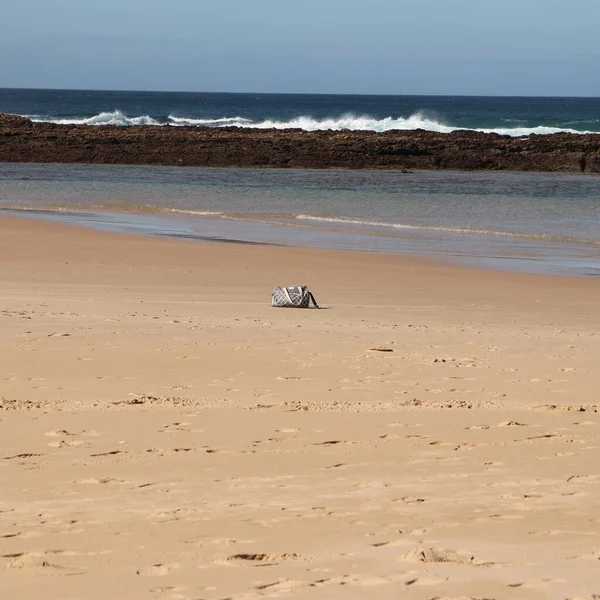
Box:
1, 88, 600, 135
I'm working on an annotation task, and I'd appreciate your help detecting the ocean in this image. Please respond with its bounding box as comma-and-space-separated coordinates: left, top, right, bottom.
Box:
2, 88, 600, 135
0, 89, 599, 276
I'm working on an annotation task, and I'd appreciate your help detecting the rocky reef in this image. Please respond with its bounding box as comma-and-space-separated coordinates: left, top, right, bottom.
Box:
1, 113, 599, 172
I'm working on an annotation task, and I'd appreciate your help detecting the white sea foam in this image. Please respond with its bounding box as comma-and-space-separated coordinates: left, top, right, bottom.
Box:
170, 209, 224, 216
23, 111, 595, 136
29, 110, 161, 127
297, 214, 413, 230
237, 112, 454, 133
167, 115, 253, 126
237, 114, 589, 136
478, 125, 587, 136
294, 214, 587, 242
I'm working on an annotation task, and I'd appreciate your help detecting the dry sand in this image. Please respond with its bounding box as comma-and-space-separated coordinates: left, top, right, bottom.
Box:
1, 213, 599, 600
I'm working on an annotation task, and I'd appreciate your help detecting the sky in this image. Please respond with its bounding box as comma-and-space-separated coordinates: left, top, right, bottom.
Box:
1, 0, 599, 96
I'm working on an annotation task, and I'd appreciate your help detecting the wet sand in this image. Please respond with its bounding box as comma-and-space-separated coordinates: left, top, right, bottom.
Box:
1, 213, 599, 599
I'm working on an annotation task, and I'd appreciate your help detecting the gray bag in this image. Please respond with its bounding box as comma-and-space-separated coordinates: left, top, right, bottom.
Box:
272, 284, 319, 308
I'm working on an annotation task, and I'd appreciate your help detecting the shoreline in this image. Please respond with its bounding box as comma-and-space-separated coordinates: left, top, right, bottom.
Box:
4, 206, 599, 279
2, 210, 598, 307
2, 113, 600, 172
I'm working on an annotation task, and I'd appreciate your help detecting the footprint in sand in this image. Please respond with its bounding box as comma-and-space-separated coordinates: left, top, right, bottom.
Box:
3, 453, 44, 460
567, 474, 599, 483
351, 575, 408, 587
136, 563, 180, 576
401, 547, 476, 565
508, 578, 565, 588
159, 422, 192, 433
309, 575, 355, 588
150, 586, 197, 596
45, 429, 76, 437
90, 450, 127, 457
3, 550, 85, 573
404, 575, 450, 586
325, 463, 348, 470
501, 493, 544, 502
566, 549, 600, 560
48, 440, 86, 448
255, 579, 302, 591
78, 477, 128, 485
393, 497, 426, 504
371, 540, 405, 548
532, 404, 599, 413
222, 553, 299, 566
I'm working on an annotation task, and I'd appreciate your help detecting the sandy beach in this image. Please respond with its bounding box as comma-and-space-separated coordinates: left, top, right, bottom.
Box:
1, 212, 599, 600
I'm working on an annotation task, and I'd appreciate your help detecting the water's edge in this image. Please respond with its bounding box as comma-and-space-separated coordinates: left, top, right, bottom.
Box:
3, 207, 598, 279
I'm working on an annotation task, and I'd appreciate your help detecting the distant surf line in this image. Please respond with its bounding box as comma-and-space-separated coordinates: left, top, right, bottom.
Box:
19, 110, 597, 136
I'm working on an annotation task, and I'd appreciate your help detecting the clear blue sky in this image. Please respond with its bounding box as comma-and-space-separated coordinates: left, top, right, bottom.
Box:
1, 0, 599, 96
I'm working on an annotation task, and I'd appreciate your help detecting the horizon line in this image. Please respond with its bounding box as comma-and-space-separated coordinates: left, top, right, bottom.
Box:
1, 86, 599, 100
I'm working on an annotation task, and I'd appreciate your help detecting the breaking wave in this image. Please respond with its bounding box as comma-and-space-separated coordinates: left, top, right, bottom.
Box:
22, 110, 596, 136
29, 110, 162, 126
168, 115, 253, 127
204, 113, 592, 136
